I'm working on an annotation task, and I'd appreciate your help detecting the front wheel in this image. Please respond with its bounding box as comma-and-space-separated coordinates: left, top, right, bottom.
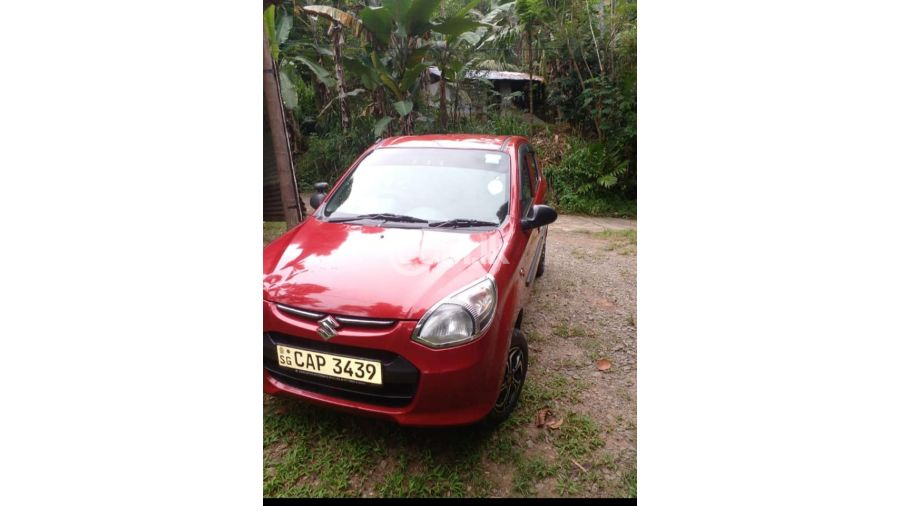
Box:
484, 329, 529, 425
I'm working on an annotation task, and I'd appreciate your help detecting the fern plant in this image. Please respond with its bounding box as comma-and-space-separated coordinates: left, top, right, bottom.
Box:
544, 139, 634, 216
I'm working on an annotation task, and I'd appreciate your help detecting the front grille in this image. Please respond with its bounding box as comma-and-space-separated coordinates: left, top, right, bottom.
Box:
275, 303, 395, 328
263, 332, 418, 407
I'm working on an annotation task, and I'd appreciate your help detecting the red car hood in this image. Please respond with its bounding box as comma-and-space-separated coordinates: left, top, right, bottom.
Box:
263, 218, 505, 320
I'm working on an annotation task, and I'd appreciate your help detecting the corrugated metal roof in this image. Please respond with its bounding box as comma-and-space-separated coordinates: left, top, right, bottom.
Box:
466, 69, 545, 82
427, 66, 544, 83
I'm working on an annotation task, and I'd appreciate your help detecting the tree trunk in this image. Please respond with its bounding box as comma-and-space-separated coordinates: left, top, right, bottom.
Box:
311, 17, 329, 113
587, 0, 605, 74
331, 23, 350, 133
285, 108, 303, 158
527, 27, 534, 136
263, 28, 304, 226
581, 47, 596, 81
553, 58, 563, 121
439, 72, 448, 130
562, 22, 586, 88
563, 26, 602, 139
452, 81, 460, 125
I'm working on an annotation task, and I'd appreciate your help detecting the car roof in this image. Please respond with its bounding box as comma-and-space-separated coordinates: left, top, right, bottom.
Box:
376, 134, 519, 151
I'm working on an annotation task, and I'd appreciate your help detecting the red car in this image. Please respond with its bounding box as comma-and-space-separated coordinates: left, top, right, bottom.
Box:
263, 134, 557, 426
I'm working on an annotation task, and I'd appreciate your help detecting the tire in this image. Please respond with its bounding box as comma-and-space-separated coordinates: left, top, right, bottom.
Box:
535, 241, 546, 278
484, 329, 529, 426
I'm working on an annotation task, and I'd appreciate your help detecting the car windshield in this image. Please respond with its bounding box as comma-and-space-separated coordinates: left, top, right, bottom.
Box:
322, 147, 510, 226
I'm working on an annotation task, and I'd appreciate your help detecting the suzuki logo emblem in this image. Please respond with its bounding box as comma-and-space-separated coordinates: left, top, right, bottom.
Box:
317, 315, 340, 340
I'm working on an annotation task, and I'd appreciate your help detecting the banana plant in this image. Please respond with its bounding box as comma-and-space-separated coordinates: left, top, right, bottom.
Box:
297, 1, 489, 136
264, 5, 299, 110
515, 0, 547, 119
295, 5, 369, 133
474, 0, 520, 66
429, 1, 495, 128
355, 0, 441, 135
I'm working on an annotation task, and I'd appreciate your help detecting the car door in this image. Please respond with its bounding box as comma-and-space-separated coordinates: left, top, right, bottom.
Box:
515, 144, 542, 299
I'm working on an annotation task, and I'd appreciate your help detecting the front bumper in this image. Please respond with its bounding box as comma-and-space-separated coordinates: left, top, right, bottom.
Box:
263, 300, 508, 426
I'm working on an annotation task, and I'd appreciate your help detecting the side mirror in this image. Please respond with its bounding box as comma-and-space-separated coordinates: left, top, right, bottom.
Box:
309, 182, 330, 209
520, 204, 558, 231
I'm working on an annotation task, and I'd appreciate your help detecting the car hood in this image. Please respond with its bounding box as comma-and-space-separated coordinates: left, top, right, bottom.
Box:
263, 218, 505, 320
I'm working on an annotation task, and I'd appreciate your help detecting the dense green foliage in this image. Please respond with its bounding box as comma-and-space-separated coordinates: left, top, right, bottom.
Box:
266, 0, 636, 217
545, 137, 636, 216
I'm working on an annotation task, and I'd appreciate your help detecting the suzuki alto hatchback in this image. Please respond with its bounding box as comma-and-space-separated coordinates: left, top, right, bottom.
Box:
263, 134, 557, 426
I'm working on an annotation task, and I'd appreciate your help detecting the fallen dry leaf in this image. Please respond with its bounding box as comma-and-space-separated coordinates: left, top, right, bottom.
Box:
597, 297, 616, 309
596, 358, 612, 371
537, 408, 564, 429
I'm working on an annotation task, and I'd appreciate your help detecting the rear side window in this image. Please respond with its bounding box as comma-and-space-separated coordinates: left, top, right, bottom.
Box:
527, 150, 540, 182
518, 147, 534, 218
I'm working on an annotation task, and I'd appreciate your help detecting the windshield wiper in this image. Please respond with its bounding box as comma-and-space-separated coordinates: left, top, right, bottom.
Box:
327, 213, 429, 224
428, 219, 498, 228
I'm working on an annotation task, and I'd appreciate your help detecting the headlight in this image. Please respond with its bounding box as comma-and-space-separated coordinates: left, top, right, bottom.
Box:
412, 275, 497, 349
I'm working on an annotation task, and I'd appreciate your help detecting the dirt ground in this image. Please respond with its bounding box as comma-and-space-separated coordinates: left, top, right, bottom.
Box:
512, 214, 637, 496
263, 213, 636, 498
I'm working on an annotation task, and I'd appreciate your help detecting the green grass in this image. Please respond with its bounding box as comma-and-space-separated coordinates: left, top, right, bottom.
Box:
265, 370, 613, 498
551, 413, 605, 461
485, 428, 520, 463
596, 228, 637, 252
552, 195, 637, 219
528, 329, 548, 344
264, 399, 493, 498
539, 414, 606, 497
623, 468, 637, 498
264, 363, 608, 497
513, 458, 558, 495
596, 228, 636, 244
264, 221, 288, 245
577, 335, 609, 362
374, 451, 488, 497
554, 470, 588, 496
551, 322, 588, 339
571, 247, 600, 261
555, 356, 582, 369
570, 229, 636, 258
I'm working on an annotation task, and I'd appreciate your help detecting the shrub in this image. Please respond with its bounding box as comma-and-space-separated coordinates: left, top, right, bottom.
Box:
297, 112, 539, 191
293, 115, 635, 218
544, 138, 636, 217
295, 120, 376, 191
440, 111, 548, 138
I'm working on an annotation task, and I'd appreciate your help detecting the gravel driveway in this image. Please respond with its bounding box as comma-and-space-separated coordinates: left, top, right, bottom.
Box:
506, 213, 637, 496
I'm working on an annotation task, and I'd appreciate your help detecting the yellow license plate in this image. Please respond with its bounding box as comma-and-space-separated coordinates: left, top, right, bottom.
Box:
276, 344, 383, 385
